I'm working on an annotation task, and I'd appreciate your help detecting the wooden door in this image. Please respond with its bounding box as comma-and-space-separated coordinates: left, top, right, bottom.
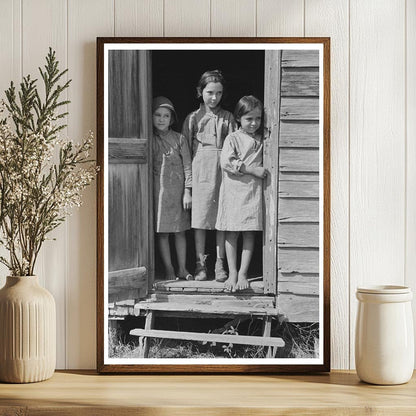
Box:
108, 50, 153, 303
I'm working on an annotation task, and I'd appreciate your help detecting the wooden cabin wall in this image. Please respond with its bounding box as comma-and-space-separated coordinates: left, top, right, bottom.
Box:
0, 0, 412, 371
277, 50, 319, 323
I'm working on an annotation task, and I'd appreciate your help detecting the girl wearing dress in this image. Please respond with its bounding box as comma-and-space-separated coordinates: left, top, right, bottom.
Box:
152, 96, 193, 281
216, 96, 268, 292
182, 70, 237, 282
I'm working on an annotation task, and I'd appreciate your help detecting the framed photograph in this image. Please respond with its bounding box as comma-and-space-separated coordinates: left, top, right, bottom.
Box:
97, 37, 330, 373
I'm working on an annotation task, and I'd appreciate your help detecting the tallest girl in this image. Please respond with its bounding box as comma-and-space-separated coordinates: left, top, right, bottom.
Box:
182, 70, 237, 281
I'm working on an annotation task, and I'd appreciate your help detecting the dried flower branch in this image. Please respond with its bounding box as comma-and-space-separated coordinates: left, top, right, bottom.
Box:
0, 48, 97, 276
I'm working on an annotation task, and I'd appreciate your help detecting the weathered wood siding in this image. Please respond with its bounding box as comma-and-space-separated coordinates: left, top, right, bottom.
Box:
277, 50, 320, 323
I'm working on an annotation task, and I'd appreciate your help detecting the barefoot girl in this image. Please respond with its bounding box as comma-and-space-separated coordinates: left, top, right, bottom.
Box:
216, 96, 268, 292
153, 96, 193, 281
182, 70, 237, 281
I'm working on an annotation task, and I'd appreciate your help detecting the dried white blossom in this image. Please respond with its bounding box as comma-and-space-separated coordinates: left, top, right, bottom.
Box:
0, 49, 97, 276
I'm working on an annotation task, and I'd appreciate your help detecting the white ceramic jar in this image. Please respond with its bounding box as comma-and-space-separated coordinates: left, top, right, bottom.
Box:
355, 285, 414, 385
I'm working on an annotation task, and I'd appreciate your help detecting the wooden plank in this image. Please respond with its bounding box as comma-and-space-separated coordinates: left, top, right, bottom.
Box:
133, 302, 281, 316
278, 223, 319, 248
148, 297, 275, 310
133, 310, 264, 320
149, 293, 275, 307
280, 121, 319, 147
164, 0, 210, 36
108, 164, 143, 271
278, 248, 319, 274
211, 0, 256, 37
279, 148, 319, 172
279, 172, 319, 182
138, 311, 154, 358
279, 181, 319, 198
137, 50, 152, 294
262, 316, 273, 357
114, 299, 135, 307
305, 0, 350, 370
108, 305, 130, 316
256, 0, 303, 37
109, 288, 141, 304
108, 50, 141, 139
281, 50, 319, 67
0, 0, 21, 99
67, 0, 113, 370
263, 49, 281, 296
406, 0, 416, 367
23, 0, 67, 370
278, 273, 319, 296
350, 0, 405, 369
277, 292, 319, 322
279, 198, 319, 222
108, 267, 147, 288
281, 68, 319, 97
108, 138, 147, 164
130, 328, 285, 347
0, 0, 21, 289
153, 279, 265, 294
280, 97, 319, 120
115, 0, 163, 36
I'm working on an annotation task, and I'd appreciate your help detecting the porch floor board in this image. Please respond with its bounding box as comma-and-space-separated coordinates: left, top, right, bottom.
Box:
153, 278, 264, 294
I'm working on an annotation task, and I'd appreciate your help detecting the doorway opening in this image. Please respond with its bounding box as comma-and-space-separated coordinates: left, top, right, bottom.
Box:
152, 49, 265, 282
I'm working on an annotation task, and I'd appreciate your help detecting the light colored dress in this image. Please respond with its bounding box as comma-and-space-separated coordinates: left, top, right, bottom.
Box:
216, 129, 264, 231
182, 104, 237, 229
153, 129, 192, 233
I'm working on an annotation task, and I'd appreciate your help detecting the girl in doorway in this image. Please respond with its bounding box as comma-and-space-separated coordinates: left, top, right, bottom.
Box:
152, 96, 193, 281
216, 96, 268, 292
182, 70, 237, 281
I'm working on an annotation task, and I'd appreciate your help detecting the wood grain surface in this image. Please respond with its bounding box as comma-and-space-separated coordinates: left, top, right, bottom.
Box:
304, 0, 349, 371
0, 371, 415, 415
21, 0, 68, 369
349, 0, 406, 369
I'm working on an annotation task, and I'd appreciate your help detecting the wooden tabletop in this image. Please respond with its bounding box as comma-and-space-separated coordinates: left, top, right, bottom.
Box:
0, 370, 415, 415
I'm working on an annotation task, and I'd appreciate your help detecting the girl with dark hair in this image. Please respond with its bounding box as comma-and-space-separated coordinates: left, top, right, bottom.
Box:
182, 70, 237, 281
216, 95, 268, 292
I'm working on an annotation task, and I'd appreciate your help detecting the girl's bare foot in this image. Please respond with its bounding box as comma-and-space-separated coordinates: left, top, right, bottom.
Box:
165, 266, 176, 280
235, 273, 250, 291
177, 268, 193, 281
224, 271, 238, 292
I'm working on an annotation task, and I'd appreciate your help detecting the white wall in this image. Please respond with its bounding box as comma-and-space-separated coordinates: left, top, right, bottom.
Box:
0, 0, 414, 370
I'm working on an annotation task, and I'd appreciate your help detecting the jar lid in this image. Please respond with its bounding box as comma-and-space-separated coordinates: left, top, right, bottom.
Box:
357, 285, 411, 294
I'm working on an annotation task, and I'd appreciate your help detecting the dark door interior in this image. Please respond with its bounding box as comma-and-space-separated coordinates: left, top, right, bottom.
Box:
152, 50, 265, 280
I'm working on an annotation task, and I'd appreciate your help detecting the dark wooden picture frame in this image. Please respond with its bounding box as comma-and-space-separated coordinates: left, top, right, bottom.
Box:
97, 37, 330, 373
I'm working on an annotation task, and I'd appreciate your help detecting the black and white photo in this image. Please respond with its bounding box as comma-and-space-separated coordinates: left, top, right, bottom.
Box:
97, 38, 330, 373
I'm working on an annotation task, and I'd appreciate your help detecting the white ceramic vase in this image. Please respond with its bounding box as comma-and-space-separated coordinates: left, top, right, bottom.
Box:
0, 276, 56, 383
355, 285, 414, 385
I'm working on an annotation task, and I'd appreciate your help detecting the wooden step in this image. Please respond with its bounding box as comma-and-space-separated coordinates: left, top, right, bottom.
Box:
109, 294, 279, 319
148, 293, 276, 307
133, 301, 281, 317
130, 328, 285, 348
